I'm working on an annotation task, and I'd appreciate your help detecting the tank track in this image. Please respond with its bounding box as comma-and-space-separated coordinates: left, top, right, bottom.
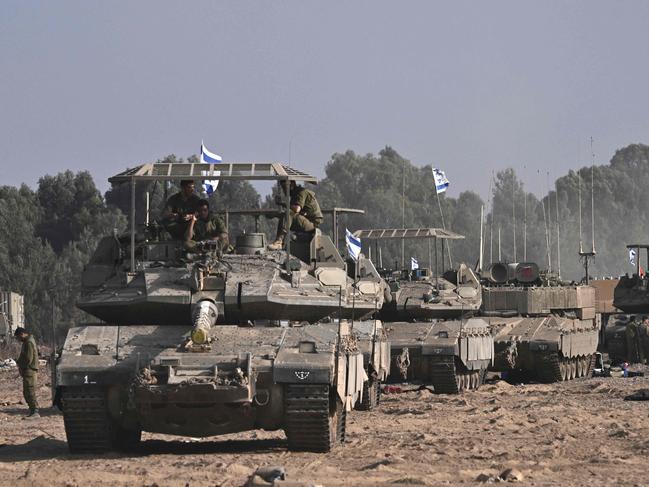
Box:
356, 378, 381, 411
536, 352, 562, 383
429, 357, 485, 394
61, 387, 113, 453
284, 384, 345, 452
536, 353, 595, 383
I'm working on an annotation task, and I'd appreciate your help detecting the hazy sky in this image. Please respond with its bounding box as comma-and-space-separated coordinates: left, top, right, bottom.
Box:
2, 1, 649, 197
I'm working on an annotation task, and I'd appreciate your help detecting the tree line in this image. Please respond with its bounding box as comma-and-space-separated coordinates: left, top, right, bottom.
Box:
1, 143, 647, 339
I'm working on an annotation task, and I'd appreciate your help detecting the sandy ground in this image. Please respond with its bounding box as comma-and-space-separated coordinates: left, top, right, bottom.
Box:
1, 366, 649, 487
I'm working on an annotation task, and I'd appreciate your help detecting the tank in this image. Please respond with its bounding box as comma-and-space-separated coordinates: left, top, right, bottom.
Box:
349, 319, 390, 409
613, 245, 649, 314
54, 161, 386, 453
57, 321, 363, 452
351, 228, 493, 393
604, 314, 649, 364
385, 318, 493, 393
482, 262, 600, 382
379, 263, 482, 321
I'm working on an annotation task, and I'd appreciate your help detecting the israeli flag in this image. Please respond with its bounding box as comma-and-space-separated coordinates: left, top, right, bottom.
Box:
201, 142, 222, 194
630, 248, 637, 266
202, 180, 219, 195
411, 257, 419, 270
201, 142, 222, 164
432, 168, 450, 194
346, 229, 361, 262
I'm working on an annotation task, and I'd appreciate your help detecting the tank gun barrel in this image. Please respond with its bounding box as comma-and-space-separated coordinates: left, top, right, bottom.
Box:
190, 300, 219, 344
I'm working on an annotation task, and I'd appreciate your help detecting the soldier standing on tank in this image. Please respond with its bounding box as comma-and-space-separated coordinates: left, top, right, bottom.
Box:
163, 180, 201, 239
14, 327, 40, 418
185, 199, 229, 252
268, 180, 323, 250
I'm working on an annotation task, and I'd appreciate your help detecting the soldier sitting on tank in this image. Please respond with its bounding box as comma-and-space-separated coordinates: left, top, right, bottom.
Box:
185, 199, 229, 252
268, 180, 323, 250
162, 179, 201, 240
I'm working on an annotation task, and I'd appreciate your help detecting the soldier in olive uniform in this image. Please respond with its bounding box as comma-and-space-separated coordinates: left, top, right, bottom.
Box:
185, 199, 229, 252
14, 327, 40, 418
163, 180, 202, 239
268, 180, 323, 250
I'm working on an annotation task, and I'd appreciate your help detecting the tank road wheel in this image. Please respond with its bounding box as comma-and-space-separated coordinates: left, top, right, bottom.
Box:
285, 384, 345, 452
574, 358, 581, 378
581, 355, 588, 376
577, 357, 585, 378
568, 357, 577, 380
357, 379, 380, 411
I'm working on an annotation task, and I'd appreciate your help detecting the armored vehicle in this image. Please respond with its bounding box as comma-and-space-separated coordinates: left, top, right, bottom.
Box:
604, 314, 649, 364
58, 321, 364, 452
354, 228, 482, 321
385, 318, 493, 393
613, 244, 649, 314
349, 319, 390, 409
352, 228, 493, 393
482, 262, 600, 382
55, 161, 384, 453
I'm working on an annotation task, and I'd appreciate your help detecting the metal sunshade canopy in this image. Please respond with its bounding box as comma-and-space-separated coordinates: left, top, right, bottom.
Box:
108, 162, 317, 184
353, 228, 464, 240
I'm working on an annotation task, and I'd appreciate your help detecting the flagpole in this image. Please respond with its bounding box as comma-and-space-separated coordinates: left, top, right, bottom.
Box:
401, 159, 405, 269
435, 190, 452, 268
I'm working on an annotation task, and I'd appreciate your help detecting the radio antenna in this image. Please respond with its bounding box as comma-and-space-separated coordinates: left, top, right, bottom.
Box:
578, 168, 583, 254
479, 205, 484, 271
555, 183, 561, 278
590, 136, 596, 254
512, 173, 516, 262
522, 164, 527, 261
578, 138, 596, 283
498, 226, 502, 262
489, 171, 494, 265
541, 193, 551, 272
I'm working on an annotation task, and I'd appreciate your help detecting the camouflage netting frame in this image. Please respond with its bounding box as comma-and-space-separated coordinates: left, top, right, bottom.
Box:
108, 162, 318, 184
352, 228, 464, 240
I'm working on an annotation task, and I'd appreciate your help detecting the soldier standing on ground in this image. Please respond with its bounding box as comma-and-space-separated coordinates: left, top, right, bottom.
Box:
268, 180, 323, 250
162, 180, 201, 239
14, 327, 39, 418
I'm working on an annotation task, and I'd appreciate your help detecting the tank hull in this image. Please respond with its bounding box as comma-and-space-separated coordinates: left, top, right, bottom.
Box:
56, 324, 365, 452
384, 318, 493, 393
487, 316, 599, 382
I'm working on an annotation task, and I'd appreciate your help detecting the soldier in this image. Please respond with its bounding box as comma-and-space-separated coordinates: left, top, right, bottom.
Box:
162, 180, 201, 239
185, 199, 229, 252
268, 180, 323, 250
13, 327, 39, 418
